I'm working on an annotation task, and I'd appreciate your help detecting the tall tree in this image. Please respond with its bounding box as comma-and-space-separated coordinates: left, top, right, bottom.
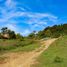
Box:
1, 27, 16, 39
1, 27, 8, 34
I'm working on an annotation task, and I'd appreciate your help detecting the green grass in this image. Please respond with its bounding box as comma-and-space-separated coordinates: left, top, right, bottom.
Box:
12, 43, 40, 52
33, 36, 67, 67
0, 39, 41, 53
0, 39, 41, 63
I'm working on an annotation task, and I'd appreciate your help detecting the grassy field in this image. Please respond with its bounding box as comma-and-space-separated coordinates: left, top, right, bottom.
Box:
33, 36, 67, 67
0, 39, 41, 63
0, 39, 41, 53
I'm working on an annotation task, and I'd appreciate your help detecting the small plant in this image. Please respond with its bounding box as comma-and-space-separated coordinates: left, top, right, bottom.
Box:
54, 56, 63, 63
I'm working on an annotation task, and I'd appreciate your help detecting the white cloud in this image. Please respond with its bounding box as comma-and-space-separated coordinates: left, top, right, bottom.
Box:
21, 29, 31, 36
5, 23, 17, 32
0, 0, 58, 36
19, 7, 26, 11
5, 0, 17, 10
5, 0, 12, 6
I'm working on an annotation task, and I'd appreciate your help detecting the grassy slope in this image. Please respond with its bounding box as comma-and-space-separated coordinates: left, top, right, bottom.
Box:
33, 36, 67, 67
0, 39, 41, 53
12, 43, 40, 52
0, 39, 41, 63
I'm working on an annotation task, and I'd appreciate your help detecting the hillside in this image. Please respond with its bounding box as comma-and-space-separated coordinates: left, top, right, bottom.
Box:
33, 36, 67, 67
0, 24, 67, 67
0, 39, 56, 67
37, 24, 67, 38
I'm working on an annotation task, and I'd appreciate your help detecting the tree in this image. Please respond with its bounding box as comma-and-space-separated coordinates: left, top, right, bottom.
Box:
37, 31, 46, 39
1, 27, 8, 34
8, 30, 16, 39
16, 33, 24, 40
45, 29, 52, 37
37, 23, 67, 38
1, 27, 16, 39
28, 31, 36, 39
0, 33, 2, 39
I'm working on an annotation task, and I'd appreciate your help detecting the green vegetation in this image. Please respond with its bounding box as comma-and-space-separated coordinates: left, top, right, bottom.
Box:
0, 39, 40, 63
0, 23, 67, 40
33, 36, 67, 67
0, 24, 67, 53
13, 43, 40, 52
36, 24, 67, 38
0, 27, 41, 54
27, 23, 67, 39
0, 24, 67, 63
0, 39, 40, 53
0, 27, 16, 39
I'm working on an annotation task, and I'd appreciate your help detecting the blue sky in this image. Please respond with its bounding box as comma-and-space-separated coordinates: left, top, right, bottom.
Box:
0, 0, 67, 36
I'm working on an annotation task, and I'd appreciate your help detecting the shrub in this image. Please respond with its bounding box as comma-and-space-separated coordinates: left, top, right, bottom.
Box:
54, 56, 63, 63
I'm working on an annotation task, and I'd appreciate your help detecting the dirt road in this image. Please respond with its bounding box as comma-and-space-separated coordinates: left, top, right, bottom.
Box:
0, 39, 56, 67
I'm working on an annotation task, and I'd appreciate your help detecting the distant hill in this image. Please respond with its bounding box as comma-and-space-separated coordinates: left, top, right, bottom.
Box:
37, 24, 67, 38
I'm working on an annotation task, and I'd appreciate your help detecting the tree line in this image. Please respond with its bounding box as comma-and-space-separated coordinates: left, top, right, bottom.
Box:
0, 27, 23, 40
0, 23, 67, 39
36, 23, 67, 38
28, 23, 67, 39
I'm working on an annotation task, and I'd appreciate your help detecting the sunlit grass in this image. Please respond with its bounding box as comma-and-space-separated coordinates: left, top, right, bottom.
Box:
33, 35, 67, 67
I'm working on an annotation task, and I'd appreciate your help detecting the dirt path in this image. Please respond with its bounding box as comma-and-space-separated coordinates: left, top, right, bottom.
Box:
0, 39, 57, 67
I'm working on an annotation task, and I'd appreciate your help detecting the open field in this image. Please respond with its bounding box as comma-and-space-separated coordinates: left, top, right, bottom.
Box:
0, 39, 56, 67
33, 36, 67, 67
0, 39, 41, 64
0, 36, 67, 67
0, 39, 41, 52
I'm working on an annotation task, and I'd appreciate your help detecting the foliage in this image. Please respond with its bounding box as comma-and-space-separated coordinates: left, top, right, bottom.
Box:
36, 24, 67, 38
0, 27, 16, 39
28, 31, 36, 39
8, 30, 16, 39
0, 39, 40, 52
54, 56, 63, 63
1, 23, 67, 39
16, 33, 24, 41
1, 27, 8, 34
36, 31, 46, 39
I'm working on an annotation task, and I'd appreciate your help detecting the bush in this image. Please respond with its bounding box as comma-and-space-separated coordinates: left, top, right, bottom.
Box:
54, 56, 63, 63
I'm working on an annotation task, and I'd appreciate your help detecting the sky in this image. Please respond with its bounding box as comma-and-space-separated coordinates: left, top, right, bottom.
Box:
0, 0, 67, 36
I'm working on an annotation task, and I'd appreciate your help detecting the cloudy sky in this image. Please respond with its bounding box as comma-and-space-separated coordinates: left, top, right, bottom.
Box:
0, 0, 67, 36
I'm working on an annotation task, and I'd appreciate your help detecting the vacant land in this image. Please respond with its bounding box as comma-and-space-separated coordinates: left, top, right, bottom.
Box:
33, 36, 67, 67
0, 39, 56, 67
0, 39, 41, 52
0, 39, 41, 65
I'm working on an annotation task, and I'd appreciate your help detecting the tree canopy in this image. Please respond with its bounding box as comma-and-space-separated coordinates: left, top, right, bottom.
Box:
36, 24, 67, 38
0, 23, 67, 39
